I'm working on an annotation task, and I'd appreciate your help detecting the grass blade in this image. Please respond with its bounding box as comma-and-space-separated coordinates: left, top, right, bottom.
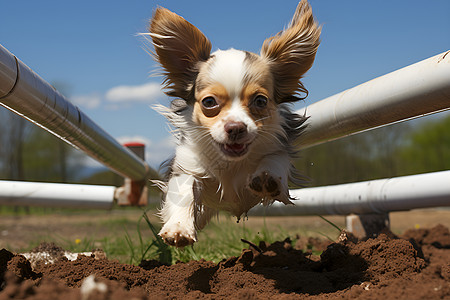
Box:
317, 215, 342, 232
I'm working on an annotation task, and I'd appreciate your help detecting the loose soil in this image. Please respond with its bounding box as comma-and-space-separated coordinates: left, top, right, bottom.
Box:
0, 224, 449, 299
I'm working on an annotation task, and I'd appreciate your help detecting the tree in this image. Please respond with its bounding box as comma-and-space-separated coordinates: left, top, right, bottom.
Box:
295, 122, 411, 187
0, 107, 32, 180
397, 115, 450, 175
21, 125, 82, 182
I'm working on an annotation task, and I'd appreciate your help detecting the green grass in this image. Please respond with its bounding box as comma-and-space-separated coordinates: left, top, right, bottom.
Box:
119, 211, 340, 265
1, 207, 341, 265
65, 210, 330, 265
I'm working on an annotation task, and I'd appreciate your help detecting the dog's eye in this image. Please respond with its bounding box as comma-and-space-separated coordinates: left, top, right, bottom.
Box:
253, 95, 268, 108
201, 97, 219, 109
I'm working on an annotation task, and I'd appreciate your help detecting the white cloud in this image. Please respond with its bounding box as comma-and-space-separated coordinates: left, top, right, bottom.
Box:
105, 82, 165, 103
71, 93, 102, 109
71, 82, 166, 110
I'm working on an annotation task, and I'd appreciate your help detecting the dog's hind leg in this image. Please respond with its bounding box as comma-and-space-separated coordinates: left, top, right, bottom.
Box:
159, 173, 197, 247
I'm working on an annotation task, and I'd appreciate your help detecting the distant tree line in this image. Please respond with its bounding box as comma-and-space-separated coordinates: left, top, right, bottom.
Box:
1, 106, 449, 188
295, 114, 450, 187
0, 107, 123, 185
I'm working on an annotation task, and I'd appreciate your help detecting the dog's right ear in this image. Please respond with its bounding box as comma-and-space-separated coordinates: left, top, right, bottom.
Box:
148, 8, 212, 101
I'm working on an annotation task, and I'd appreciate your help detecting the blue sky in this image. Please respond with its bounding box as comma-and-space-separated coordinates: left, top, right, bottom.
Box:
1, 0, 449, 168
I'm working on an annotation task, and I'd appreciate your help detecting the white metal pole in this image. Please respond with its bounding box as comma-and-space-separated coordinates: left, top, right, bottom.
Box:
0, 181, 115, 209
0, 44, 151, 182
298, 51, 450, 148
249, 170, 450, 216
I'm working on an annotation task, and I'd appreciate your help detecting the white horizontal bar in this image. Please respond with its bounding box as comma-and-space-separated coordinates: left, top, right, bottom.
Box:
0, 44, 151, 181
0, 181, 115, 209
249, 170, 450, 216
298, 51, 450, 148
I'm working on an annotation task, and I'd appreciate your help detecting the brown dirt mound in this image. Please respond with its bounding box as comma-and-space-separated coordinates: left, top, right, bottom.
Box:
0, 225, 449, 299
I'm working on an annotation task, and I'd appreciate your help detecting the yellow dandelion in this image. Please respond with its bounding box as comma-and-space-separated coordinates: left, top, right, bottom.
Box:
75, 238, 81, 245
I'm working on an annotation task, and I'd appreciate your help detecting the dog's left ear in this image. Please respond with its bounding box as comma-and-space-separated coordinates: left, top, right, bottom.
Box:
261, 0, 321, 103
148, 8, 212, 101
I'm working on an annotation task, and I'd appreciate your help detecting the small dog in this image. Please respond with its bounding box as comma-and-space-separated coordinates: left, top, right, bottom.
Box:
147, 0, 321, 247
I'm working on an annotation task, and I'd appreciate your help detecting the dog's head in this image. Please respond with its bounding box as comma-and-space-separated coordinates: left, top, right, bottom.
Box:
148, 0, 320, 161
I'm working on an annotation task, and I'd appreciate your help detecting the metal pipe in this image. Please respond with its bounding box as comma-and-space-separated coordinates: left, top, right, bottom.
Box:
249, 170, 450, 216
0, 44, 151, 181
0, 180, 115, 209
298, 51, 450, 148
0, 45, 16, 98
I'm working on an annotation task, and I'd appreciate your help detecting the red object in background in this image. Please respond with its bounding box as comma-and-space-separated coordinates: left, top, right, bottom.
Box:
118, 142, 148, 206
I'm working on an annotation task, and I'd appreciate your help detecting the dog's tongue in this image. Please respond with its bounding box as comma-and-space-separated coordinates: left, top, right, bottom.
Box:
226, 143, 245, 153
229, 143, 244, 151
221, 143, 249, 157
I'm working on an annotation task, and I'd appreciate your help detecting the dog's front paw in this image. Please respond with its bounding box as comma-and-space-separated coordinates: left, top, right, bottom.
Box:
248, 171, 281, 197
248, 171, 291, 204
159, 223, 196, 248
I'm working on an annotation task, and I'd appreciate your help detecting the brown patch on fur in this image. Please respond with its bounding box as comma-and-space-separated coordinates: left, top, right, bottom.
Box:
261, 0, 321, 103
242, 52, 273, 91
149, 8, 212, 101
195, 84, 231, 119
240, 83, 276, 127
193, 83, 233, 129
240, 83, 271, 106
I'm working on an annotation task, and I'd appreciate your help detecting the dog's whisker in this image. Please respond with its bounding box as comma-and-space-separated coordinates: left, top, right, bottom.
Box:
258, 130, 283, 142
254, 115, 272, 123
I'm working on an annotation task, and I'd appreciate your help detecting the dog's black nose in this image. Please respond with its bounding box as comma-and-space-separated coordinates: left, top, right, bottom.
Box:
224, 121, 247, 141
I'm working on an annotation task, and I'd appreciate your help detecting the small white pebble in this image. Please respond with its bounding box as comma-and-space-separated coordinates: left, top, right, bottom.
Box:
360, 282, 371, 291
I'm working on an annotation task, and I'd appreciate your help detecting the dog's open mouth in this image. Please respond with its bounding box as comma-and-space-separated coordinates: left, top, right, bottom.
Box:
220, 143, 249, 157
